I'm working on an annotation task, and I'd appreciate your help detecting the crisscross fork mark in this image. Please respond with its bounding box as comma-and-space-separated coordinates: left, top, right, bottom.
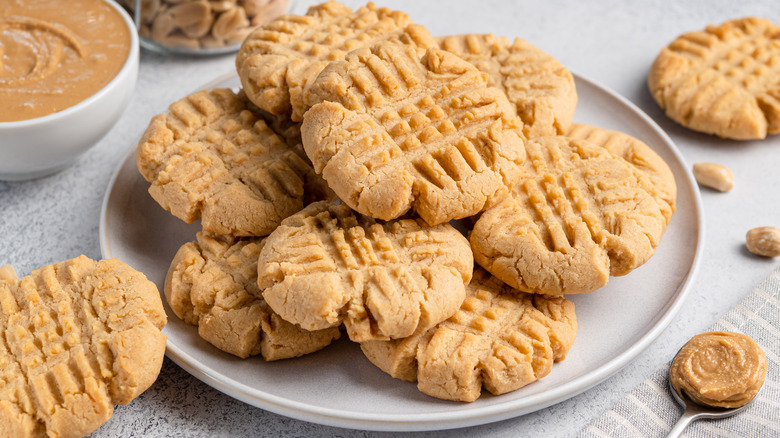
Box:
313, 212, 401, 270
250, 5, 409, 61
342, 46, 497, 178
520, 142, 590, 252
3, 264, 110, 426
28, 267, 91, 411
263, 212, 335, 276
442, 290, 549, 375
671, 23, 780, 96
0, 277, 39, 426
244, 154, 305, 202
163, 94, 310, 205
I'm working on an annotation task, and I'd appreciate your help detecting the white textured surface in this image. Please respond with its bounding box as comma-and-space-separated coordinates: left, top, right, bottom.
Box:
1, 0, 779, 436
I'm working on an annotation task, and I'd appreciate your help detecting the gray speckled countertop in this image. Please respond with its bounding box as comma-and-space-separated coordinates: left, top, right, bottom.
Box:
3, 0, 780, 436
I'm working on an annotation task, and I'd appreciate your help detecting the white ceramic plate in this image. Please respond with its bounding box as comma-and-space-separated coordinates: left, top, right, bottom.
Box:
100, 72, 703, 431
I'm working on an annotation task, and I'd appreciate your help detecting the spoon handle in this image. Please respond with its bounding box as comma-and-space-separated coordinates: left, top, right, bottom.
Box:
667, 410, 697, 438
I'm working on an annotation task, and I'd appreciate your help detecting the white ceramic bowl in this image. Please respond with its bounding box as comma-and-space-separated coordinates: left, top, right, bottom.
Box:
0, 0, 139, 181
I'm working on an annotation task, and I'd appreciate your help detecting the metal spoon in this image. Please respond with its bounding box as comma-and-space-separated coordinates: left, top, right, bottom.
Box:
667, 364, 764, 438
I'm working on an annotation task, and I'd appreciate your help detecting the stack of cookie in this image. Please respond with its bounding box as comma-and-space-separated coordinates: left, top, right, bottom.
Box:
136, 1, 676, 402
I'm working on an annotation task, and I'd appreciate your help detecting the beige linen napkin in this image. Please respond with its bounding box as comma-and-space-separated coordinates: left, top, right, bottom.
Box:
580, 266, 780, 438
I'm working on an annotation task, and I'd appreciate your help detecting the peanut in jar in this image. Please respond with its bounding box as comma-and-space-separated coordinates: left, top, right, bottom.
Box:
117, 0, 289, 55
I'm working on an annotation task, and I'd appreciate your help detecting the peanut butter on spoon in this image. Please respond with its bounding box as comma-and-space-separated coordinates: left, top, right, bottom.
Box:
666, 332, 767, 437
670, 331, 767, 409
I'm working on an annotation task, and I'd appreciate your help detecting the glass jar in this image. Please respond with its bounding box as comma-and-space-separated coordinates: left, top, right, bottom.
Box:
117, 0, 290, 55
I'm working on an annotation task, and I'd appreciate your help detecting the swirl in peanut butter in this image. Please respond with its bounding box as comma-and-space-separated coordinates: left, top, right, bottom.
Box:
0, 16, 86, 87
670, 331, 767, 409
0, 0, 130, 122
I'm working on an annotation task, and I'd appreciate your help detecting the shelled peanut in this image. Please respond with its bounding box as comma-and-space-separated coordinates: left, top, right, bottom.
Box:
119, 0, 289, 50
746, 227, 780, 257
692, 162, 734, 192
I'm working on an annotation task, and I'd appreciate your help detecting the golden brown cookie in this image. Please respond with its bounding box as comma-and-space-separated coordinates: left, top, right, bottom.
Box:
257, 201, 473, 342
470, 135, 669, 295
236, 1, 436, 121
648, 17, 780, 140
566, 123, 677, 223
165, 231, 341, 360
302, 42, 526, 225
136, 88, 322, 237
438, 33, 577, 139
360, 268, 577, 402
251, 107, 338, 205
254, 107, 307, 160
0, 256, 166, 438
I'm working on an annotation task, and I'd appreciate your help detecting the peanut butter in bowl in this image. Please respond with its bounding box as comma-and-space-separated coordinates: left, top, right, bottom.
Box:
0, 0, 131, 122
0, 0, 138, 181
670, 331, 767, 409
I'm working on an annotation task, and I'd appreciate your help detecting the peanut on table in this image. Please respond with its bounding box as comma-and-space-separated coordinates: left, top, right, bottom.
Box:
692, 162, 734, 192
746, 226, 780, 257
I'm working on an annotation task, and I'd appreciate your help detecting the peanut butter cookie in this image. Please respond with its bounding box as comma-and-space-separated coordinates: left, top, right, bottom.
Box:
439, 33, 577, 138
257, 201, 473, 342
302, 42, 526, 225
0, 257, 166, 437
165, 231, 341, 360
648, 17, 780, 140
136, 88, 323, 236
236, 1, 436, 121
360, 268, 577, 402
566, 123, 677, 223
471, 136, 669, 295
253, 107, 338, 204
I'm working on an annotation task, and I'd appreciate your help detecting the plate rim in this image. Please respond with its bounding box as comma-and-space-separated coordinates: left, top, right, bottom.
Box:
99, 71, 705, 431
